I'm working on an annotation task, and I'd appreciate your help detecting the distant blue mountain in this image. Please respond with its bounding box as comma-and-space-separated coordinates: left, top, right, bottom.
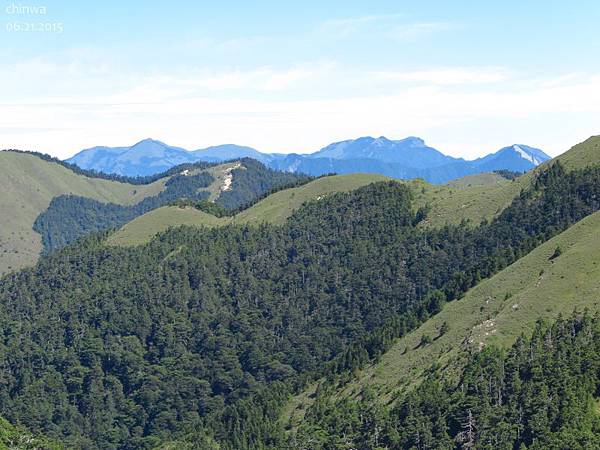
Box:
66, 137, 551, 183
68, 139, 196, 177
310, 136, 459, 168
471, 144, 550, 173
192, 144, 277, 164
267, 139, 549, 182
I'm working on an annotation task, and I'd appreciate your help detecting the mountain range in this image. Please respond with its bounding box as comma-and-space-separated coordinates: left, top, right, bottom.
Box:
66, 136, 551, 183
2, 135, 600, 449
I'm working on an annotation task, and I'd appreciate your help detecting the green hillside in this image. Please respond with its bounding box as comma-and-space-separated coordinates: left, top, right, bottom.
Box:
281, 137, 600, 426
107, 171, 520, 247
106, 137, 600, 249
0, 416, 62, 450
233, 172, 390, 224
358, 207, 600, 389
280, 136, 600, 439
555, 134, 600, 170
413, 175, 515, 228
106, 206, 231, 246
108, 173, 391, 246
418, 135, 600, 228
0, 152, 274, 274
445, 171, 508, 188
4, 149, 600, 448
0, 151, 165, 274
6, 137, 599, 272
283, 203, 600, 429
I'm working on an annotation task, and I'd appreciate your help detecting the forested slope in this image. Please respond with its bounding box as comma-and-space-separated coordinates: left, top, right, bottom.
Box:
285, 203, 600, 435
32, 158, 309, 254
2, 159, 600, 448
107, 173, 390, 246
0, 151, 309, 272
280, 137, 600, 448
292, 312, 600, 449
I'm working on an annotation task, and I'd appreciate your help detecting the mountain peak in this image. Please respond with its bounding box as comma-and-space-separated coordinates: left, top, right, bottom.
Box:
399, 136, 425, 146
372, 136, 392, 146
310, 135, 453, 169
67, 136, 551, 183
509, 144, 551, 165
473, 143, 550, 172
131, 138, 168, 148
363, 136, 425, 147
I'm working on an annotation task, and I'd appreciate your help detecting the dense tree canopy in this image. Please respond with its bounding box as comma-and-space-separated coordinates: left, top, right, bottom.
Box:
216, 158, 312, 210
295, 311, 600, 449
1, 162, 600, 448
33, 171, 215, 252
33, 159, 311, 253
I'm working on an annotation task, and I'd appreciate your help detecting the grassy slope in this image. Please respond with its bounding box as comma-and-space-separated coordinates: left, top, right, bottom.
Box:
234, 173, 391, 224
0, 415, 62, 450
107, 207, 231, 247
108, 173, 392, 246
283, 135, 600, 426
0, 152, 242, 274
108, 171, 519, 247
284, 209, 600, 428
445, 172, 508, 188
555, 135, 600, 170
418, 136, 600, 228
351, 209, 600, 392
414, 175, 515, 228
205, 161, 243, 201
0, 151, 166, 274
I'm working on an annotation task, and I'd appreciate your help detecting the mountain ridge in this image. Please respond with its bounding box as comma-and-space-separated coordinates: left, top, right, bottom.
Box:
1, 136, 599, 449
66, 136, 551, 182
100, 137, 600, 249
283, 173, 600, 448
0, 152, 307, 275
2, 149, 600, 448
67, 139, 198, 177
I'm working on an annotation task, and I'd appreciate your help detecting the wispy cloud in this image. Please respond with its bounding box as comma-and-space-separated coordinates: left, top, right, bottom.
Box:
318, 14, 404, 37
372, 67, 510, 85
318, 14, 454, 41
136, 63, 334, 94
388, 21, 456, 41
2, 51, 600, 160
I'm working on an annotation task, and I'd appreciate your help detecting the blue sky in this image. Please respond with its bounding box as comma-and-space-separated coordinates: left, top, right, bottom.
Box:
1, 0, 600, 158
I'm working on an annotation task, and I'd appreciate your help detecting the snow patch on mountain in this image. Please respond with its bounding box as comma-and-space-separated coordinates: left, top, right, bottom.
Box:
513, 145, 542, 166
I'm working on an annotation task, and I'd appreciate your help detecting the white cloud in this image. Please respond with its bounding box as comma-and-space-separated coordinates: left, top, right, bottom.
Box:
1, 55, 600, 160
176, 65, 325, 92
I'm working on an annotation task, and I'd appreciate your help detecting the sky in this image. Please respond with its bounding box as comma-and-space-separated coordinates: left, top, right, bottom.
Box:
1, 0, 600, 159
